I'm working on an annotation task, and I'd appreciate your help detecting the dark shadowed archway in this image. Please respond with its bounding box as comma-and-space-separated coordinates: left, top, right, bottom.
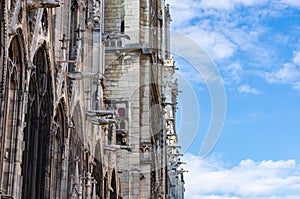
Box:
22, 44, 53, 199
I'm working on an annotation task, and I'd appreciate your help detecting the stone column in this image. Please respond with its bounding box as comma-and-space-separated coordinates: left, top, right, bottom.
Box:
92, 179, 97, 199
86, 171, 92, 199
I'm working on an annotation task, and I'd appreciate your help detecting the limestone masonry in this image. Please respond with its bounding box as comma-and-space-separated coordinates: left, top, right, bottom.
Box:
0, 0, 186, 198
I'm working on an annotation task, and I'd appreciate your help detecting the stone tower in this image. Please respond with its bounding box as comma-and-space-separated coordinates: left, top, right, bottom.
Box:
104, 0, 184, 198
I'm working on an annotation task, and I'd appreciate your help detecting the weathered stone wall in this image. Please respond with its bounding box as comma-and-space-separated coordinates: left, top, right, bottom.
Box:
104, 47, 142, 198
103, 0, 184, 199
0, 0, 185, 198
0, 0, 121, 198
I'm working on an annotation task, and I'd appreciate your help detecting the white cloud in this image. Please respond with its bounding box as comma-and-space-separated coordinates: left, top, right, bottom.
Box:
222, 63, 244, 84
265, 64, 300, 84
198, 0, 269, 10
293, 82, 300, 92
260, 52, 300, 91
166, 0, 201, 29
168, 0, 271, 63
167, 0, 300, 92
183, 153, 300, 199
238, 84, 261, 95
279, 0, 300, 8
260, 51, 300, 91
171, 32, 226, 85
200, 0, 233, 10
228, 64, 243, 81
168, 0, 300, 11
293, 51, 300, 65
176, 25, 237, 60
176, 58, 205, 85
234, 0, 265, 6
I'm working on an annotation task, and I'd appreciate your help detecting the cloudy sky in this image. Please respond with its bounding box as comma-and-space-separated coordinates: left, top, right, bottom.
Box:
166, 0, 300, 198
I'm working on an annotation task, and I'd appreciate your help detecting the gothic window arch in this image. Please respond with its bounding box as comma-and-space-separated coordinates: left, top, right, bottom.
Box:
2, 34, 25, 194
22, 44, 53, 199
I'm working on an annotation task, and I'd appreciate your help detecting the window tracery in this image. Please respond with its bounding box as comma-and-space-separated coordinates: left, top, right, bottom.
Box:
1, 35, 24, 194
22, 45, 53, 199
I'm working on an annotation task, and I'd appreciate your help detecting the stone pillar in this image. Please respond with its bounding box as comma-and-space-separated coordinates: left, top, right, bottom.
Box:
60, 138, 70, 198
86, 172, 92, 199
92, 179, 97, 199
72, 157, 80, 198
79, 176, 83, 199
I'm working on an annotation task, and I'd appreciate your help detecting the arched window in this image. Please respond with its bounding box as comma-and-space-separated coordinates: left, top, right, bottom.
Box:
2, 35, 24, 194
22, 45, 53, 199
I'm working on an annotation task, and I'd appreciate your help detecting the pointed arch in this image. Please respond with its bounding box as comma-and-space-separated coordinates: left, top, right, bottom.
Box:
1, 33, 26, 194
22, 44, 53, 199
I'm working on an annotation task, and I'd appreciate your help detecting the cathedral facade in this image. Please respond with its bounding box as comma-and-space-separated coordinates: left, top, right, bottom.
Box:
0, 0, 185, 198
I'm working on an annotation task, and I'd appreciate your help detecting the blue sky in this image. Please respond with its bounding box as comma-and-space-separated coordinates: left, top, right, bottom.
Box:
166, 0, 300, 198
